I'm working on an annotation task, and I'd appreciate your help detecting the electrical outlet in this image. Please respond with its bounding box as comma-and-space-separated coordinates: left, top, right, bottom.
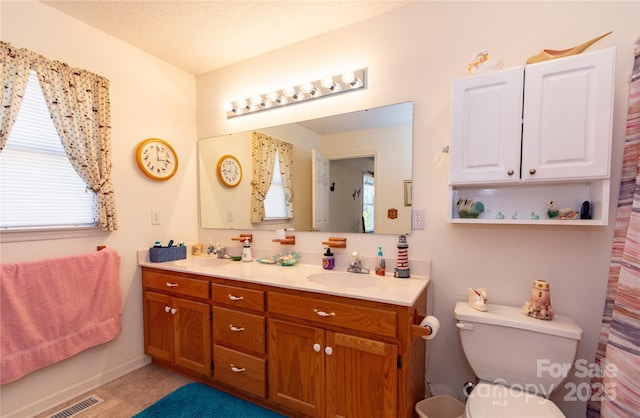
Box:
151, 209, 160, 225
412, 209, 425, 230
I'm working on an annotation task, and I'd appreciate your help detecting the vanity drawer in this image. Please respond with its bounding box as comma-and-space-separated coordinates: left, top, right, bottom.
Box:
142, 270, 209, 300
213, 345, 266, 398
212, 283, 265, 312
213, 307, 266, 354
268, 292, 397, 338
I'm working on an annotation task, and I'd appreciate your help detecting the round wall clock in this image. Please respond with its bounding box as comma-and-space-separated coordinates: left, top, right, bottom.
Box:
136, 138, 178, 181
217, 154, 242, 187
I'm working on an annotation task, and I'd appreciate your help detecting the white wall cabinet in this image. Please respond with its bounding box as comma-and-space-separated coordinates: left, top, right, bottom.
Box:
449, 48, 615, 225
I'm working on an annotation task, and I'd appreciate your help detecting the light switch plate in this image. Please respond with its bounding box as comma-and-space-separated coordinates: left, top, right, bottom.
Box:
151, 209, 160, 225
412, 209, 425, 230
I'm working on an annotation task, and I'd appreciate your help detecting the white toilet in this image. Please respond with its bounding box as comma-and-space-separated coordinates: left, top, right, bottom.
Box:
454, 301, 583, 418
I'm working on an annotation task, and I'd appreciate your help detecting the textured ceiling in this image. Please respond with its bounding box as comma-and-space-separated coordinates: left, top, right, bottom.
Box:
42, 0, 413, 75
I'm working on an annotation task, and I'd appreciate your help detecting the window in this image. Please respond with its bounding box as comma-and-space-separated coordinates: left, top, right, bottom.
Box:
0, 71, 96, 230
263, 153, 288, 219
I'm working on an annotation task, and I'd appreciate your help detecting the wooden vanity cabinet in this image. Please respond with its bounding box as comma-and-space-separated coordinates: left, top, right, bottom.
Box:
142, 267, 427, 418
211, 283, 267, 398
142, 268, 211, 376
268, 290, 424, 418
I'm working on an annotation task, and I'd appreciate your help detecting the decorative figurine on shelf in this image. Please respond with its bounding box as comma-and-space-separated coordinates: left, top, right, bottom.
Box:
522, 279, 554, 320
547, 201, 559, 218
526, 31, 612, 64
580, 201, 592, 220
547, 201, 578, 220
394, 234, 410, 278
457, 198, 485, 218
468, 287, 488, 312
467, 49, 504, 75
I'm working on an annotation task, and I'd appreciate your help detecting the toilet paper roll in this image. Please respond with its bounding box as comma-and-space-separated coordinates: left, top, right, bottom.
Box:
419, 315, 440, 340
275, 229, 286, 240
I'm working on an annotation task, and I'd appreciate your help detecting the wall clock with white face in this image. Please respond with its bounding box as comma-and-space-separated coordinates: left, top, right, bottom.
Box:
217, 154, 242, 187
135, 138, 178, 181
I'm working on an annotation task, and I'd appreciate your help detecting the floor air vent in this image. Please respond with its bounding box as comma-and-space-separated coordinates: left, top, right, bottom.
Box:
47, 395, 104, 418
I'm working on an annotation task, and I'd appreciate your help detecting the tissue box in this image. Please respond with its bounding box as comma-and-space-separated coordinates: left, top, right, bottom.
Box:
149, 246, 187, 263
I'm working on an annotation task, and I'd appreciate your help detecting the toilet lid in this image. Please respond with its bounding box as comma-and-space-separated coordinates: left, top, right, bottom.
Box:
467, 383, 565, 418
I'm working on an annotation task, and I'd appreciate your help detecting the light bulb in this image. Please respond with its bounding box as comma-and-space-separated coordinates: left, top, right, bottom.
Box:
321, 77, 336, 90
341, 72, 356, 85
301, 82, 318, 96
251, 96, 265, 107
267, 91, 279, 101
283, 87, 297, 98
236, 99, 248, 109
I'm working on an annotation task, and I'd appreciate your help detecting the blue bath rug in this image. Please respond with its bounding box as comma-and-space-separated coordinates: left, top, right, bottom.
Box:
132, 382, 286, 418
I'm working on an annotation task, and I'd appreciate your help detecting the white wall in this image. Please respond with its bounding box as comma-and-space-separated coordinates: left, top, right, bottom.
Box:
196, 2, 638, 417
0, 2, 198, 417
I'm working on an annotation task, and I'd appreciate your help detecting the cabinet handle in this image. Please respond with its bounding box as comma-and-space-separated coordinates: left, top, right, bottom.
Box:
164, 306, 171, 313
165, 282, 178, 288
529, 168, 537, 175
229, 325, 245, 332
507, 169, 514, 176
325, 346, 333, 356
228, 294, 244, 301
170, 308, 177, 315
313, 309, 335, 317
230, 364, 246, 373
313, 343, 322, 353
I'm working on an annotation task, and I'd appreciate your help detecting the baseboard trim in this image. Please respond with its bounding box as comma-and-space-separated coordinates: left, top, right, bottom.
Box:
4, 356, 150, 418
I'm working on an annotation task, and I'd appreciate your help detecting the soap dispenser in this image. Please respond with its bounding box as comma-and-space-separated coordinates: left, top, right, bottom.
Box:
375, 246, 385, 276
322, 247, 335, 270
242, 238, 253, 262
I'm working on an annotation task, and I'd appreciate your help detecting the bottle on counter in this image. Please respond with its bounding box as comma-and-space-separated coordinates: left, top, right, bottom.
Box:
242, 238, 253, 262
375, 246, 385, 276
322, 247, 335, 270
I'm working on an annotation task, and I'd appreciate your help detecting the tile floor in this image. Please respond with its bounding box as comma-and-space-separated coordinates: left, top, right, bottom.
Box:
35, 363, 192, 418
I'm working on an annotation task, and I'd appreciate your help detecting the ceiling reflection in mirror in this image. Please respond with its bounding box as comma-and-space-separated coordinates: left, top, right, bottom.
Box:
198, 101, 413, 235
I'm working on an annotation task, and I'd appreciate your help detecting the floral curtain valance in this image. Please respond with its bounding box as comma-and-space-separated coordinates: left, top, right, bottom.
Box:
0, 41, 118, 231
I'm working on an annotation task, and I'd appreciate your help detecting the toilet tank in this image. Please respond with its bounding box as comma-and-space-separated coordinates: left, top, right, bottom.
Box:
454, 302, 583, 397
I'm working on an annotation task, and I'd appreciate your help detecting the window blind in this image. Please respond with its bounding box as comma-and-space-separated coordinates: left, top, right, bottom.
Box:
0, 70, 95, 229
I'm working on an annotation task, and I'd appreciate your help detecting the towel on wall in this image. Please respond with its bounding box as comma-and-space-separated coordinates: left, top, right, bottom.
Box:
0, 248, 122, 385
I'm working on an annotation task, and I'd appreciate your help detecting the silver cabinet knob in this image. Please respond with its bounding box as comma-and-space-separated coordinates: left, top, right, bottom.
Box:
507, 169, 514, 176
313, 343, 321, 353
529, 168, 537, 175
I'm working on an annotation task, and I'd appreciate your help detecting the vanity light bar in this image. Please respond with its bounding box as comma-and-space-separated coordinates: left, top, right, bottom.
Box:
224, 68, 367, 119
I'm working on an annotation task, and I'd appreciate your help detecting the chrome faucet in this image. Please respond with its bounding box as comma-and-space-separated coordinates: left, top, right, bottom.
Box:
209, 243, 228, 258
347, 251, 370, 274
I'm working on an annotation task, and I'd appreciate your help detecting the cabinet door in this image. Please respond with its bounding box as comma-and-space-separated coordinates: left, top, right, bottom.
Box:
522, 48, 614, 181
450, 66, 524, 184
269, 319, 325, 418
143, 291, 174, 362
173, 297, 211, 376
325, 332, 398, 418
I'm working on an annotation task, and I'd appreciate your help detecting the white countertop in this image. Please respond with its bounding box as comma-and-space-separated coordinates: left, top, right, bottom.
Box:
138, 250, 430, 307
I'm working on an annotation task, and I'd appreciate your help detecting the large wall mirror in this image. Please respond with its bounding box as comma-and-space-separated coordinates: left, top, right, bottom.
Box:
198, 101, 413, 235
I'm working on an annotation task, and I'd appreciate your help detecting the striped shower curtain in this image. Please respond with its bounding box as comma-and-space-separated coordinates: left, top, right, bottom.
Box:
587, 40, 640, 417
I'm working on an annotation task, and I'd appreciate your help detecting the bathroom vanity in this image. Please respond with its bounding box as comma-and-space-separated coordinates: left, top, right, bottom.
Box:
138, 254, 430, 418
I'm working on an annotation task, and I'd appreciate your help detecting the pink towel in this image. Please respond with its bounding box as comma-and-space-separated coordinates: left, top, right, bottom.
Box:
0, 248, 122, 385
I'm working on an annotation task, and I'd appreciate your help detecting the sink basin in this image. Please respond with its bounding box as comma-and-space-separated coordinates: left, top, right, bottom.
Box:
307, 272, 385, 289
172, 257, 230, 268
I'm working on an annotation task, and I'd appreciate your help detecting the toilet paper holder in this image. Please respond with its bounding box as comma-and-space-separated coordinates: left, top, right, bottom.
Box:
411, 314, 438, 340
